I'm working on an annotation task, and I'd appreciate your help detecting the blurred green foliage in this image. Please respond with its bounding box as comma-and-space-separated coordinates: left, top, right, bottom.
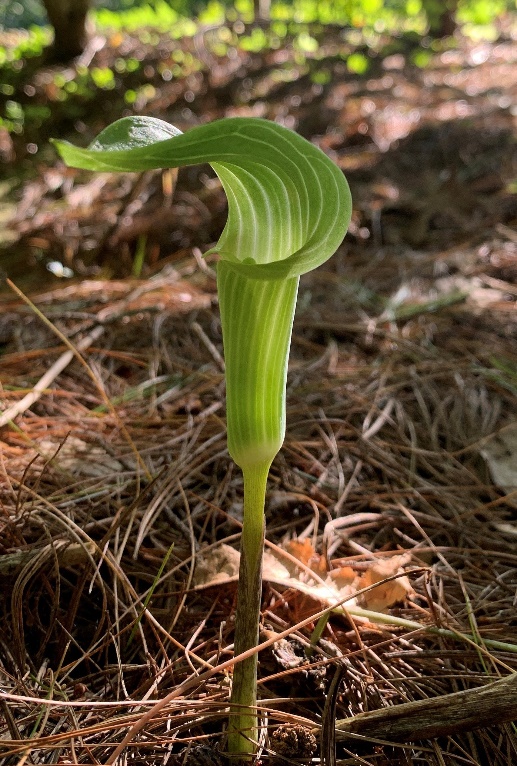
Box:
0, 0, 514, 32
0, 0, 46, 29
0, 0, 513, 150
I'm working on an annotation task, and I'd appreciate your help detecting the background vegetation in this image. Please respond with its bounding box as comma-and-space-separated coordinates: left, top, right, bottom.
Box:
1, 0, 514, 34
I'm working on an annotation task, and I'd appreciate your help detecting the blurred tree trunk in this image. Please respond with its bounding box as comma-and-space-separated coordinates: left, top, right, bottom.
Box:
42, 0, 91, 61
254, 0, 271, 21
422, 0, 458, 37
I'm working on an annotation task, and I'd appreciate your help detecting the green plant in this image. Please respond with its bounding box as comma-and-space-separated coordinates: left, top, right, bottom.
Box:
53, 116, 351, 760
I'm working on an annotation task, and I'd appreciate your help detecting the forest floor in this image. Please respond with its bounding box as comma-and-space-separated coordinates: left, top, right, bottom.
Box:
1, 20, 517, 766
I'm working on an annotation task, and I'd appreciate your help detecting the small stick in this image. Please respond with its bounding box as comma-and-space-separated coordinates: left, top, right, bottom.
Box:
0, 325, 105, 428
0, 541, 96, 578
321, 663, 345, 766
333, 672, 517, 742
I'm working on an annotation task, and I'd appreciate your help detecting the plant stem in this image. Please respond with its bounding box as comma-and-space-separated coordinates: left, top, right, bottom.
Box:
228, 462, 270, 760
306, 612, 330, 656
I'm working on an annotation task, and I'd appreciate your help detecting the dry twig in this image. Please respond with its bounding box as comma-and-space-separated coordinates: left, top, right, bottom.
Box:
334, 673, 517, 742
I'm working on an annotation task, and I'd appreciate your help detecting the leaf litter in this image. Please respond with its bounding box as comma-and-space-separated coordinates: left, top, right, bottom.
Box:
0, 22, 517, 766
194, 539, 413, 612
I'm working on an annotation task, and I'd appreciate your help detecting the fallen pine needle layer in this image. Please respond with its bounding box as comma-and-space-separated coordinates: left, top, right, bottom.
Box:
1, 244, 517, 766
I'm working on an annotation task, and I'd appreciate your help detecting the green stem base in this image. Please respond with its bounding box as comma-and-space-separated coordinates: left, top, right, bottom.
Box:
227, 463, 270, 760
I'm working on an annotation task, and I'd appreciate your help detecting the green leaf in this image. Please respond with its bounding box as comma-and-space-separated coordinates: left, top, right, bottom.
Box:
53, 116, 352, 280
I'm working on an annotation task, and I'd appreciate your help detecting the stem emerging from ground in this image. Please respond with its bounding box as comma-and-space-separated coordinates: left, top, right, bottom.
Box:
227, 462, 270, 759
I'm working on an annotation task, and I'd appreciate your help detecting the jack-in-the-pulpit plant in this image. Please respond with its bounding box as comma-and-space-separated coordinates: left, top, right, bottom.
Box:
53, 117, 352, 760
